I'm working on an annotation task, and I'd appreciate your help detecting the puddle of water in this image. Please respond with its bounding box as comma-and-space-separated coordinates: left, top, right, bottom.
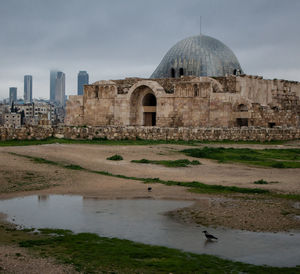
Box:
1, 195, 300, 267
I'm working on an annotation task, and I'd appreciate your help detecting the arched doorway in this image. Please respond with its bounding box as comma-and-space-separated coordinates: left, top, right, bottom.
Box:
142, 93, 156, 126
129, 84, 159, 126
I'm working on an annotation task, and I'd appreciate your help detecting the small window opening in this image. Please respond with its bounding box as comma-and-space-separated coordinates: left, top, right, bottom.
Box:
238, 104, 248, 112
233, 69, 241, 76
171, 68, 175, 78
269, 122, 276, 128
142, 93, 157, 106
179, 68, 184, 77
194, 84, 199, 97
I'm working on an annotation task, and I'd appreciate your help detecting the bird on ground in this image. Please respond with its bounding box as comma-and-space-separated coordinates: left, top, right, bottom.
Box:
202, 230, 218, 241
147, 187, 152, 192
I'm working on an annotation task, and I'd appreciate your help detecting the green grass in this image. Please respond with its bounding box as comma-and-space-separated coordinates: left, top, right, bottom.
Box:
16, 228, 299, 273
253, 179, 279, 185
0, 137, 201, 147
106, 154, 123, 161
0, 137, 290, 147
64, 164, 85, 170
131, 158, 201, 167
253, 179, 269, 184
181, 147, 300, 168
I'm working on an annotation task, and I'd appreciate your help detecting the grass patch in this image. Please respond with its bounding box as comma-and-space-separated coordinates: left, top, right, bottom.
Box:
14, 228, 298, 273
0, 137, 290, 147
253, 179, 279, 185
131, 158, 201, 167
106, 154, 123, 161
0, 137, 201, 147
254, 179, 269, 185
64, 164, 85, 170
181, 147, 300, 168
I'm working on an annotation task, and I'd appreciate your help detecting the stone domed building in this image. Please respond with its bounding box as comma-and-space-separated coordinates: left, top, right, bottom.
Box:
151, 34, 243, 78
66, 34, 300, 129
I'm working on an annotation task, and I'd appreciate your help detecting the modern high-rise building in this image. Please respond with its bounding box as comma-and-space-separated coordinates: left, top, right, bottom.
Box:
77, 71, 89, 95
24, 75, 32, 103
9, 87, 17, 105
50, 70, 58, 102
55, 71, 65, 106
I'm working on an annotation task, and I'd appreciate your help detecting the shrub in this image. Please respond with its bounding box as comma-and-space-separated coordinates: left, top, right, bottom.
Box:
106, 154, 123, 161
253, 179, 268, 184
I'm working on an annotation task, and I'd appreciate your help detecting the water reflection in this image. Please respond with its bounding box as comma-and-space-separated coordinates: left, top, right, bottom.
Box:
38, 195, 49, 202
0, 195, 299, 267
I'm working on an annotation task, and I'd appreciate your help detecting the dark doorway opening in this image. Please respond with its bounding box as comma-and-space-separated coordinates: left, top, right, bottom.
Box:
236, 118, 248, 127
144, 112, 156, 126
142, 93, 157, 126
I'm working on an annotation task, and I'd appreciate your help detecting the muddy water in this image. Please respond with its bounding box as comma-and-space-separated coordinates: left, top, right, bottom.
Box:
1, 195, 300, 267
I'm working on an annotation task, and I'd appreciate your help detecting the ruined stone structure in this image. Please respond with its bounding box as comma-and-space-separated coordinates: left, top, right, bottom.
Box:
65, 34, 300, 129
65, 75, 300, 128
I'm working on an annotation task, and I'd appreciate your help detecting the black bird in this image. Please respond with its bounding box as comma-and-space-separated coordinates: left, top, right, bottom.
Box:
147, 187, 152, 192
202, 230, 218, 241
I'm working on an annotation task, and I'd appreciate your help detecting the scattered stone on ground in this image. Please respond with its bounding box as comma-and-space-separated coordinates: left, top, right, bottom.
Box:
0, 245, 76, 274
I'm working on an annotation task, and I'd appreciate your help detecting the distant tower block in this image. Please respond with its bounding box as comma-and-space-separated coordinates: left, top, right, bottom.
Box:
9, 87, 17, 105
50, 70, 58, 102
77, 71, 89, 95
24, 75, 32, 103
55, 71, 66, 106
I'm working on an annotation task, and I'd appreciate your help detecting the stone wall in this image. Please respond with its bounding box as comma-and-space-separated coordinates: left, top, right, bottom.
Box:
65, 75, 300, 128
1, 125, 300, 142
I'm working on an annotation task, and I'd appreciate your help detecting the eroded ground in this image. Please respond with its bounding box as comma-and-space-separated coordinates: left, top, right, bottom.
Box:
0, 142, 299, 232
1, 142, 300, 272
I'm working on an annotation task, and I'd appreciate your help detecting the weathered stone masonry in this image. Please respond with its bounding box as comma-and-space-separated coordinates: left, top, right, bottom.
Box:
1, 126, 300, 142
65, 75, 300, 128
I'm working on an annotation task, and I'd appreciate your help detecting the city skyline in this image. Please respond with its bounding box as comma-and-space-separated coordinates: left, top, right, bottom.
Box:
0, 0, 299, 100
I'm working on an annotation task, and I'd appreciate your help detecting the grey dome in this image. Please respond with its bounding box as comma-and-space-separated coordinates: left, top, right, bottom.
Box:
151, 35, 243, 78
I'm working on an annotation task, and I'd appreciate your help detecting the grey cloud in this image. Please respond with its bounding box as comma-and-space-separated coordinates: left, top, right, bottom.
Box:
0, 0, 299, 99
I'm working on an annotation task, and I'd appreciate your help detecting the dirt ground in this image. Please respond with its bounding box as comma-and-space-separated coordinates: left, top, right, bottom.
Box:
2, 143, 300, 193
0, 245, 76, 274
0, 142, 300, 272
0, 143, 300, 228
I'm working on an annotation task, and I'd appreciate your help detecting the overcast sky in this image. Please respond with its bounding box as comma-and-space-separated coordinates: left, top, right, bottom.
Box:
0, 0, 299, 100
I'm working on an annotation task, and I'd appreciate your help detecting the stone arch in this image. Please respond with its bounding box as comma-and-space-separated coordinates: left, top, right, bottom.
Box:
127, 80, 164, 126
237, 104, 248, 112
234, 101, 251, 112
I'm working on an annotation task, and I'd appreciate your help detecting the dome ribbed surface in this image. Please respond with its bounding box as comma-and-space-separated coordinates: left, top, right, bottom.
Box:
151, 35, 243, 78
